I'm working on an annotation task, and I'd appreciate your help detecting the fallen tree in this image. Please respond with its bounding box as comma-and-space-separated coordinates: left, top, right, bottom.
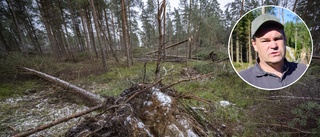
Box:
14, 67, 220, 136
12, 104, 104, 137
20, 67, 103, 106
146, 38, 190, 55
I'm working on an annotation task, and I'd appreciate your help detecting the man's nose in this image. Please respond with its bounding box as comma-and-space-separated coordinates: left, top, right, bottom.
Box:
270, 41, 278, 49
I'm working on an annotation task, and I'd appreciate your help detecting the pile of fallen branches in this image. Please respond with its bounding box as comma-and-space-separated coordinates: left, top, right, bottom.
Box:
13, 67, 222, 136
65, 83, 216, 136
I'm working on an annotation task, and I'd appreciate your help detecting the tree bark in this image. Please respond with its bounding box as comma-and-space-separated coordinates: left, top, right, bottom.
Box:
121, 0, 132, 67
146, 38, 189, 55
102, 9, 119, 63
240, 0, 244, 16
155, 0, 166, 80
21, 3, 42, 54
6, 0, 23, 52
21, 67, 103, 106
6, 0, 25, 50
248, 20, 252, 64
187, 0, 192, 59
292, 0, 298, 12
85, 8, 98, 58
162, 0, 167, 61
90, 0, 108, 71
236, 35, 239, 63
0, 26, 10, 51
59, 0, 75, 61
230, 35, 233, 62
36, 0, 57, 56
79, 6, 93, 63
67, 0, 82, 52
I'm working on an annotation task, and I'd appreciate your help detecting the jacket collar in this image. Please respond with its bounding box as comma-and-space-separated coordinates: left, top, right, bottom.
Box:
253, 58, 289, 77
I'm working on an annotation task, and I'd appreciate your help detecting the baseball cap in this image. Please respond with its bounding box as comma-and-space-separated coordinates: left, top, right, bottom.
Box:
251, 14, 284, 38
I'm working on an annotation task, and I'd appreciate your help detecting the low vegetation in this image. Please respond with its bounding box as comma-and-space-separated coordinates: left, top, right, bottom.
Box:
1, 51, 319, 136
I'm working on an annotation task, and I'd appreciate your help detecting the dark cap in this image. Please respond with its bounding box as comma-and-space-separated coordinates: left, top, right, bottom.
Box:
251, 14, 284, 38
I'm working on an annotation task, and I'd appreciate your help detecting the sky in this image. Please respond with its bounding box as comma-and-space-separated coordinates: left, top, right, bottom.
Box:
169, 0, 234, 11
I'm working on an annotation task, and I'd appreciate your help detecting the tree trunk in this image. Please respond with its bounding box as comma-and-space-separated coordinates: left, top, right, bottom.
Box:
248, 20, 252, 64
21, 67, 102, 105
6, 0, 24, 52
111, 11, 117, 50
155, 0, 166, 80
292, 0, 298, 12
121, 0, 132, 67
187, 0, 192, 59
0, 26, 10, 52
236, 34, 239, 63
90, 0, 108, 71
146, 38, 189, 55
79, 6, 93, 63
230, 35, 233, 62
162, 0, 167, 61
240, 0, 244, 16
22, 3, 42, 54
103, 9, 119, 63
59, 0, 75, 61
36, 0, 56, 55
126, 2, 134, 65
86, 8, 98, 59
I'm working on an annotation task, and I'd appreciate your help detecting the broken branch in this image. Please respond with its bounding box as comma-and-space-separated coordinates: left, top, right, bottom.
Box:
146, 38, 189, 55
160, 72, 214, 90
269, 96, 320, 101
13, 104, 103, 137
21, 67, 103, 106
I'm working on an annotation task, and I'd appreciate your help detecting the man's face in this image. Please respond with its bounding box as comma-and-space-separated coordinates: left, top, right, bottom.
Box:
252, 27, 286, 65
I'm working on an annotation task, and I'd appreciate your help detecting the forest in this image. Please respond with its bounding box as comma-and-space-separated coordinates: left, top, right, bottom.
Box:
0, 0, 320, 136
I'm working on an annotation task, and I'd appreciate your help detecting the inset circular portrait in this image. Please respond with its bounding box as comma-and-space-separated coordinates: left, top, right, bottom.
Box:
228, 6, 313, 90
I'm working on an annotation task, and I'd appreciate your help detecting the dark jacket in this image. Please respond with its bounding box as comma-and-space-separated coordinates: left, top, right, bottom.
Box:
239, 58, 307, 90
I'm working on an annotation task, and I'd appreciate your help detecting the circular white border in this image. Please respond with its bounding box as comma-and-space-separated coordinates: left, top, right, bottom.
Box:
228, 5, 314, 90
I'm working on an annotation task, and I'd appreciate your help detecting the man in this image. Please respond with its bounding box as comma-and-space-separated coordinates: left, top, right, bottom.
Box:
239, 14, 307, 89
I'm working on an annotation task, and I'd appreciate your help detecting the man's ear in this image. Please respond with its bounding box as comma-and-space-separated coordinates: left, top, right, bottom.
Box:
252, 39, 258, 52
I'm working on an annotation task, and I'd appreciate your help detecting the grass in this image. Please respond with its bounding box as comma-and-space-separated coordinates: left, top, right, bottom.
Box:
0, 80, 41, 99
232, 61, 256, 72
1, 51, 320, 136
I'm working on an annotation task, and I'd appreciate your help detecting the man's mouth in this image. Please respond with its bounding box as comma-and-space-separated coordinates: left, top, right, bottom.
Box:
270, 52, 280, 55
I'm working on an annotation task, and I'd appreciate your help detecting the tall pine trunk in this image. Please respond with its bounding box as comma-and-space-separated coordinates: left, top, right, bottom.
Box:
103, 9, 119, 63
6, 0, 23, 52
86, 9, 98, 59
79, 5, 93, 63
121, 0, 132, 67
90, 0, 108, 71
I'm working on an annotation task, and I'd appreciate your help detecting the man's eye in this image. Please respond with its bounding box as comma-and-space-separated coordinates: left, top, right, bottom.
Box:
275, 37, 283, 41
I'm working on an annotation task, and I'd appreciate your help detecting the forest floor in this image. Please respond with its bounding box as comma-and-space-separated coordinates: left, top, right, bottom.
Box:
1, 52, 320, 136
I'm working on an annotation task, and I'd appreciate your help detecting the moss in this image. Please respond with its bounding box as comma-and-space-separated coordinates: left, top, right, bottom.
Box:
0, 80, 40, 98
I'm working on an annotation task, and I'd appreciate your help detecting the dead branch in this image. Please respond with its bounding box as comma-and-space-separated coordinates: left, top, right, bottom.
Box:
248, 122, 316, 134
124, 78, 163, 103
13, 104, 103, 137
312, 56, 320, 59
147, 54, 187, 58
269, 96, 320, 101
160, 72, 214, 90
177, 93, 211, 104
143, 62, 147, 84
21, 67, 103, 106
146, 38, 189, 55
